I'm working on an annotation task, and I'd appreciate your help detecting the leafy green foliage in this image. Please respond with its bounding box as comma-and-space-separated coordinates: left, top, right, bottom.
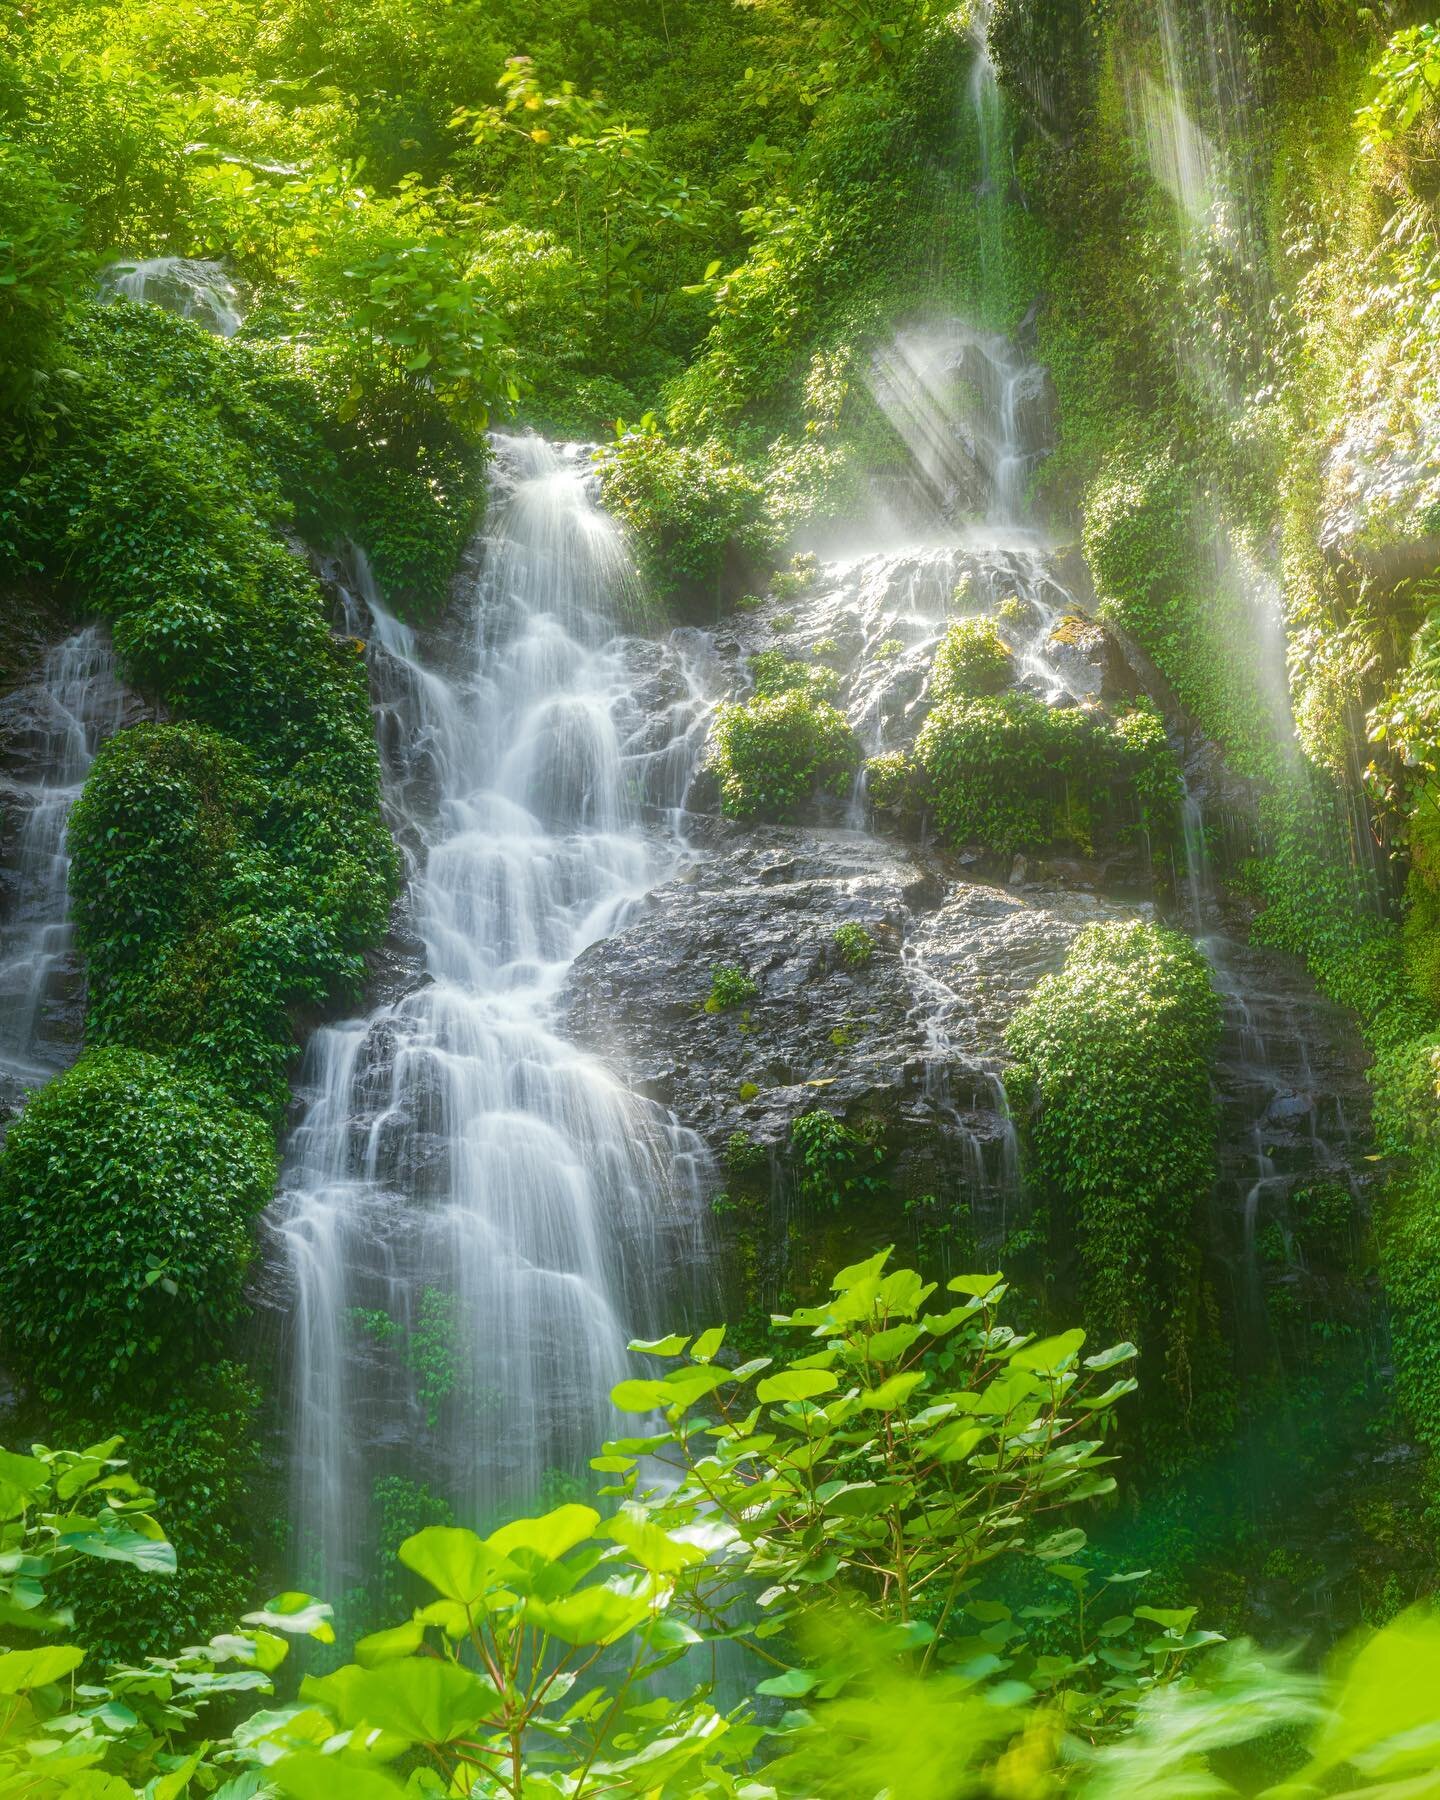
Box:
598, 426, 771, 606
789, 1109, 885, 1206
52, 1367, 264, 1664
833, 922, 876, 966
931, 615, 1015, 699
914, 694, 1179, 856
1006, 923, 1221, 1355
0, 1050, 275, 1402
750, 647, 839, 700
707, 964, 758, 1012
0, 139, 90, 425
710, 688, 860, 820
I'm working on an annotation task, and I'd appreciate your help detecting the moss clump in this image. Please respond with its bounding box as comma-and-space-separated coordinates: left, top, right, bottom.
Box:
913, 693, 1177, 856
1005, 921, 1221, 1352
931, 616, 1015, 699
710, 689, 860, 821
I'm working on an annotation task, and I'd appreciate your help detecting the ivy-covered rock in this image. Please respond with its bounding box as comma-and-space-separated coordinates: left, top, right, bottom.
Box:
0, 1049, 277, 1402
1005, 921, 1221, 1350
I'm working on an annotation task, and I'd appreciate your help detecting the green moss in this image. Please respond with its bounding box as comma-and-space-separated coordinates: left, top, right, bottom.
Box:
710, 688, 860, 821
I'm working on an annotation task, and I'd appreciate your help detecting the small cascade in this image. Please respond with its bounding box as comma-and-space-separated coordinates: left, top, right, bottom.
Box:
98, 257, 244, 336
275, 437, 716, 1601
1179, 786, 1368, 1344
0, 626, 129, 1113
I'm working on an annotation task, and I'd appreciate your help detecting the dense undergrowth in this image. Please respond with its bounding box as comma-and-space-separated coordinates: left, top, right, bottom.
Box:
4, 0, 1440, 1691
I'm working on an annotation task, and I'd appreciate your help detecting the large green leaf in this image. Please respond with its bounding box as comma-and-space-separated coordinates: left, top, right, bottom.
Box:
243, 1593, 335, 1643
488, 1503, 599, 1564
398, 1526, 497, 1606
0, 1447, 49, 1518
756, 1370, 837, 1403
0, 1644, 84, 1691
355, 1619, 426, 1667
271, 1752, 405, 1800
302, 1657, 499, 1744
527, 1584, 658, 1646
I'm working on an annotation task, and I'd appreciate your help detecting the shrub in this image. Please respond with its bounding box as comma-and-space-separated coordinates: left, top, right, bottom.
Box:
52, 1366, 263, 1663
0, 1049, 277, 1401
833, 922, 876, 965
597, 428, 771, 604
914, 693, 1178, 855
707, 963, 758, 1011
1005, 921, 1221, 1349
750, 648, 838, 700
710, 689, 860, 820
789, 1109, 886, 1206
865, 750, 915, 811
0, 140, 90, 422
931, 616, 1015, 699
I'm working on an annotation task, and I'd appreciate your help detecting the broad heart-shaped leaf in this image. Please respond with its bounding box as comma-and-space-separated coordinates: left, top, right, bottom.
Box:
0, 1644, 84, 1692
691, 1325, 726, 1362
62, 1523, 176, 1576
1134, 1604, 1197, 1634
0, 1446, 49, 1517
527, 1583, 656, 1646
858, 1371, 926, 1411
1010, 1329, 1086, 1373
355, 1619, 426, 1667
243, 1593, 335, 1643
302, 1657, 500, 1744
756, 1370, 838, 1403
821, 1482, 909, 1517
627, 1333, 689, 1357
755, 1667, 817, 1698
947, 1273, 1004, 1299
399, 1527, 498, 1606
1034, 1528, 1087, 1562
1083, 1341, 1138, 1371
603, 1505, 705, 1575
488, 1503, 599, 1565
271, 1752, 404, 1800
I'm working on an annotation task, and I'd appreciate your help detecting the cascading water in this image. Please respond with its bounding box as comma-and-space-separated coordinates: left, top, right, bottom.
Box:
0, 627, 129, 1113
98, 257, 244, 336
276, 436, 716, 1598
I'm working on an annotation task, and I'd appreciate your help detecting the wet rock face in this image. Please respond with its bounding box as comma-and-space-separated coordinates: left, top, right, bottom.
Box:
561, 818, 1135, 1177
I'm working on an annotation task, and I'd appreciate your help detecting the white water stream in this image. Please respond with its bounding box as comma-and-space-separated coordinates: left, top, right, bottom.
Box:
276, 438, 716, 1591
0, 627, 128, 1108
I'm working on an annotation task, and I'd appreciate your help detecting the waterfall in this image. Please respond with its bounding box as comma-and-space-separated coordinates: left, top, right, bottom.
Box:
0, 626, 128, 1112
276, 437, 715, 1598
98, 257, 244, 337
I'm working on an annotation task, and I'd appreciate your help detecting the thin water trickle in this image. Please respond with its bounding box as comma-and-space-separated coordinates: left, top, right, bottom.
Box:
276, 437, 716, 1596
0, 627, 128, 1105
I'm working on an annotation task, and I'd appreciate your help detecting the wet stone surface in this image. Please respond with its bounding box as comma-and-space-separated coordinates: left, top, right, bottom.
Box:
561, 817, 1136, 1163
